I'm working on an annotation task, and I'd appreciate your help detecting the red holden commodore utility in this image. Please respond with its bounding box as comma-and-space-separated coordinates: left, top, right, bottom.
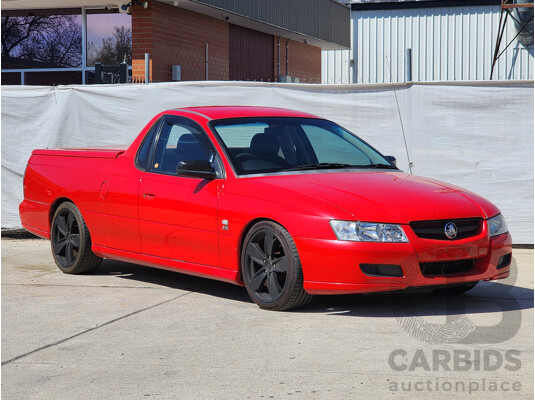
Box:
19, 106, 512, 310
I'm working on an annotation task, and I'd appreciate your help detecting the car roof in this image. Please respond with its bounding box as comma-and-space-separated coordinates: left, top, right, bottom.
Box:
172, 106, 321, 120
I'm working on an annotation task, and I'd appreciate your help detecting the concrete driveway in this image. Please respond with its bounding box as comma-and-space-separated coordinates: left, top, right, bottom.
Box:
2, 237, 533, 399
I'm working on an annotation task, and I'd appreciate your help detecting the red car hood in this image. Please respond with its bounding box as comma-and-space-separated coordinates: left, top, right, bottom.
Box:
259, 171, 500, 223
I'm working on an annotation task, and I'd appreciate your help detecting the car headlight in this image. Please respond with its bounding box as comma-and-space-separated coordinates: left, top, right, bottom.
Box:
330, 220, 409, 242
488, 214, 508, 237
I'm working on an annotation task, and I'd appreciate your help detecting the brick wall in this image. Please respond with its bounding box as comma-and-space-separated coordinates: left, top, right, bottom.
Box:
132, 2, 321, 83
132, 1, 229, 82
273, 37, 321, 83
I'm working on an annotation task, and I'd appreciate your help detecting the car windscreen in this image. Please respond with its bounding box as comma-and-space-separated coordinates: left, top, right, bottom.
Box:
210, 117, 395, 175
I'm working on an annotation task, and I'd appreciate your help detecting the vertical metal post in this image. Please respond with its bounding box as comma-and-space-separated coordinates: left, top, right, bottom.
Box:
490, 9, 507, 80
351, 17, 356, 84
81, 6, 87, 84
145, 53, 150, 83
277, 37, 280, 81
286, 39, 290, 76
20, 71, 25, 85
406, 48, 412, 82
205, 42, 209, 80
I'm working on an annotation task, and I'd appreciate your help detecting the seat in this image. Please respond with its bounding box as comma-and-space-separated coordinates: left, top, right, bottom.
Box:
161, 134, 208, 173
264, 126, 297, 166
248, 133, 289, 168
176, 134, 208, 162
160, 148, 180, 172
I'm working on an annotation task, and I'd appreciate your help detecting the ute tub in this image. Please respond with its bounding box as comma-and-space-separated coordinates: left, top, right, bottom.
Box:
20, 147, 128, 239
19, 198, 51, 239
31, 148, 127, 159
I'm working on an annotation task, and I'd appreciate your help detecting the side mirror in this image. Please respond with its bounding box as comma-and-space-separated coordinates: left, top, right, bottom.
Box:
385, 156, 397, 167
176, 160, 216, 179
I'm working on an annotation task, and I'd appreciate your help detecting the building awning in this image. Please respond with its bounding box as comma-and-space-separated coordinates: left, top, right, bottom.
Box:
1, 0, 351, 50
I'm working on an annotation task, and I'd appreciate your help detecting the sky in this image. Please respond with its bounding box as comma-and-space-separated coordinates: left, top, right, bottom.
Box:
87, 13, 131, 46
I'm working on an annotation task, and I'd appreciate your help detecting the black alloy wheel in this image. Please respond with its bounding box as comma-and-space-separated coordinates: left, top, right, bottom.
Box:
51, 202, 102, 274
242, 221, 312, 311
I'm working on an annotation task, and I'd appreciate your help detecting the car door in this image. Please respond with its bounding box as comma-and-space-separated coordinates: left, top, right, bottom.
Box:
138, 115, 223, 267
96, 119, 165, 253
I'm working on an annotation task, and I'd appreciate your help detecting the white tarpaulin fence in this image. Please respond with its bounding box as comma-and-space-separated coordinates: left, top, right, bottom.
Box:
2, 81, 533, 243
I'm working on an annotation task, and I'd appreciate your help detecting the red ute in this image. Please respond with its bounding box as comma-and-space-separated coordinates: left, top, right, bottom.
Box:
19, 106, 512, 310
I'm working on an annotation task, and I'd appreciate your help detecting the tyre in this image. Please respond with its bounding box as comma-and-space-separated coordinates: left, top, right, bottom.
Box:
432, 281, 478, 295
50, 202, 102, 274
241, 221, 313, 311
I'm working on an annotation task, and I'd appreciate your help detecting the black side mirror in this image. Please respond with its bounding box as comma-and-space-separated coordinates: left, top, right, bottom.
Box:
176, 160, 216, 179
385, 156, 397, 167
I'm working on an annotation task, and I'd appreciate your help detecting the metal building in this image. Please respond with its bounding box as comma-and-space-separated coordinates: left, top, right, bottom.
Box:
323, 1, 534, 84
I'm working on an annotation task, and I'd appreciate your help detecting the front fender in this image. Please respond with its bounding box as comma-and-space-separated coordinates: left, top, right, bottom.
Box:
217, 178, 353, 273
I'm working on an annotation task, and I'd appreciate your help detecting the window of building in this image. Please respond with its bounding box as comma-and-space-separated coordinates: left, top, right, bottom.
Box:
1, 12, 82, 69
87, 13, 132, 66
1, 8, 131, 85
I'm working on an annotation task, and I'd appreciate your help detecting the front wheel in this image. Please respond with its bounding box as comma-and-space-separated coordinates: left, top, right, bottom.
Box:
51, 202, 102, 274
241, 221, 313, 311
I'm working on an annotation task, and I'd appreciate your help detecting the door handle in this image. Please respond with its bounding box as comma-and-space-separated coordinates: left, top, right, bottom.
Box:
143, 192, 155, 199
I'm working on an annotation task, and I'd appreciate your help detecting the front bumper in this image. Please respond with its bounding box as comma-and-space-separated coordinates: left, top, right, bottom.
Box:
296, 230, 512, 295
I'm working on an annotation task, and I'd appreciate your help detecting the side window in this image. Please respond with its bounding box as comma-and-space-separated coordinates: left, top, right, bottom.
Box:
151, 116, 214, 175
166, 125, 190, 149
136, 119, 161, 170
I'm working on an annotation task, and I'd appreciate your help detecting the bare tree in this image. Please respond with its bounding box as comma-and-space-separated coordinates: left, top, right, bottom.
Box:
1, 15, 81, 67
87, 26, 132, 66
1, 16, 52, 57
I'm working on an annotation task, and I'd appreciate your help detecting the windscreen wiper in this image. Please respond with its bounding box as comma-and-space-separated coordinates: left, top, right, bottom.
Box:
364, 163, 398, 169
282, 163, 355, 171
282, 163, 397, 172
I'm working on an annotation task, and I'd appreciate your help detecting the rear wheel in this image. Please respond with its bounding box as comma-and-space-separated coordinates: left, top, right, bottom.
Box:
51, 202, 102, 274
241, 221, 313, 311
432, 281, 478, 295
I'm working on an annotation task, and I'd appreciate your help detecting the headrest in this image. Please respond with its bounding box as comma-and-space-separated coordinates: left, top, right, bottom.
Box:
250, 133, 280, 155
264, 126, 283, 136
176, 133, 206, 160
177, 134, 198, 145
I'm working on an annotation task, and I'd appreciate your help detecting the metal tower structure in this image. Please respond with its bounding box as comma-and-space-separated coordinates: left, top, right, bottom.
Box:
490, 0, 534, 79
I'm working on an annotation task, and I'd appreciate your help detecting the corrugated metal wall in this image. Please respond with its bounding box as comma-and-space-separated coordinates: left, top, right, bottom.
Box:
322, 5, 534, 83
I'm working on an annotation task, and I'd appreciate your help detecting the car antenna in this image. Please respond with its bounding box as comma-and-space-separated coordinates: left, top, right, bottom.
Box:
386, 56, 413, 175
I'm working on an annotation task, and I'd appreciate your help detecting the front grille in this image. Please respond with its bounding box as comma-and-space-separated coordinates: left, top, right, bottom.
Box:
410, 218, 482, 240
420, 259, 474, 276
